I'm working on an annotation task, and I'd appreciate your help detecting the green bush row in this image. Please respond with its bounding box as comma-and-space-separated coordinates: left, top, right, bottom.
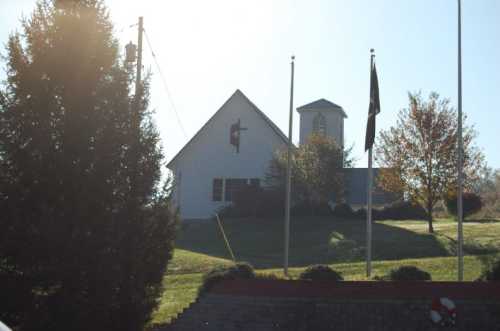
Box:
200, 259, 500, 293
333, 201, 428, 220
218, 184, 428, 220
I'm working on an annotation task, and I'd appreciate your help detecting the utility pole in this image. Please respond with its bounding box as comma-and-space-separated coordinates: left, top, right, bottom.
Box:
135, 16, 144, 125
131, 16, 143, 194
284, 55, 295, 277
123, 16, 144, 320
457, 0, 464, 281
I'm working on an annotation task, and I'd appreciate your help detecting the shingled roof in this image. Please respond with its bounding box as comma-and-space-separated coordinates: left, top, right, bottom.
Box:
296, 98, 347, 118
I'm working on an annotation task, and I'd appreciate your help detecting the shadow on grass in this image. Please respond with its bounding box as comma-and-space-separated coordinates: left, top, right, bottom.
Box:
464, 218, 500, 224
436, 231, 499, 256
175, 217, 453, 269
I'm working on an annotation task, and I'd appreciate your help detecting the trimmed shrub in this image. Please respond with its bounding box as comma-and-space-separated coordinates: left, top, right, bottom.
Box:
199, 262, 255, 293
388, 266, 431, 281
299, 265, 343, 281
353, 201, 427, 220
256, 273, 281, 280
221, 195, 426, 221
378, 200, 427, 220
446, 192, 483, 218
332, 203, 356, 218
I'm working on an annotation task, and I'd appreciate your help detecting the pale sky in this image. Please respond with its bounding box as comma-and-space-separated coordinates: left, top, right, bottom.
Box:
1, 1, 500, 169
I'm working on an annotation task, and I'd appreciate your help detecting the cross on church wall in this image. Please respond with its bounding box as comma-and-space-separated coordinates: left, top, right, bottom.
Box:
230, 119, 247, 153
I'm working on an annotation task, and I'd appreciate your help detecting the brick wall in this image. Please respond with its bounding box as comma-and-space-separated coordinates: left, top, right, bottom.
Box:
159, 280, 500, 331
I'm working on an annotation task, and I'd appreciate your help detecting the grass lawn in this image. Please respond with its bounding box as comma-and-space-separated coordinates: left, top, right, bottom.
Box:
176, 217, 500, 268
151, 217, 500, 325
167, 249, 233, 274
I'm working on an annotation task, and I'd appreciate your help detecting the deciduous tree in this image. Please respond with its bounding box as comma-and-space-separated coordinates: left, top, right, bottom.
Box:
266, 134, 354, 214
376, 92, 483, 233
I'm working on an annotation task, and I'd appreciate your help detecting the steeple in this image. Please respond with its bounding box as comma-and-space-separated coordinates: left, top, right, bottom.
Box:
297, 98, 346, 146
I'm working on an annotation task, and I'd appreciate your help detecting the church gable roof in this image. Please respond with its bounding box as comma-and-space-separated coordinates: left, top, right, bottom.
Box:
236, 90, 289, 144
297, 98, 347, 118
167, 89, 288, 168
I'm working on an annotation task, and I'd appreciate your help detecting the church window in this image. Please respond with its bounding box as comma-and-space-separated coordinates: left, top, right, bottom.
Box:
313, 113, 327, 135
212, 178, 223, 201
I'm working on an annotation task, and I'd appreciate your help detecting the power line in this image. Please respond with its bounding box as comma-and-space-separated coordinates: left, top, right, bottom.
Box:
143, 28, 188, 139
117, 23, 138, 34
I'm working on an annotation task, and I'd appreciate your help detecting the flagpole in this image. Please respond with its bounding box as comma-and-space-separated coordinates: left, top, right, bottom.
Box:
366, 49, 375, 278
284, 55, 295, 277
367, 148, 373, 277
457, 0, 464, 281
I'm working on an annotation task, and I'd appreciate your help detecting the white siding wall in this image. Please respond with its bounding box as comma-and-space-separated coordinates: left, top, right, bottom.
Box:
299, 109, 344, 147
169, 93, 286, 219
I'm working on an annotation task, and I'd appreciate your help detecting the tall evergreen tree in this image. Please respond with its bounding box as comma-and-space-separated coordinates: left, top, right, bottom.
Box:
0, 1, 178, 330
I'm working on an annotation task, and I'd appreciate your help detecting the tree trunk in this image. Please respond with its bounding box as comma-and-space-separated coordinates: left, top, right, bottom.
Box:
427, 201, 434, 233
427, 214, 434, 233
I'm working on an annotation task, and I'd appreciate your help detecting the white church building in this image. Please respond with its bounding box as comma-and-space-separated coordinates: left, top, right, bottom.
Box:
167, 89, 393, 220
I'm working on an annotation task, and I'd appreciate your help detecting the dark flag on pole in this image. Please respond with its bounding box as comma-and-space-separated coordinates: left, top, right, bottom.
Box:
365, 63, 380, 151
